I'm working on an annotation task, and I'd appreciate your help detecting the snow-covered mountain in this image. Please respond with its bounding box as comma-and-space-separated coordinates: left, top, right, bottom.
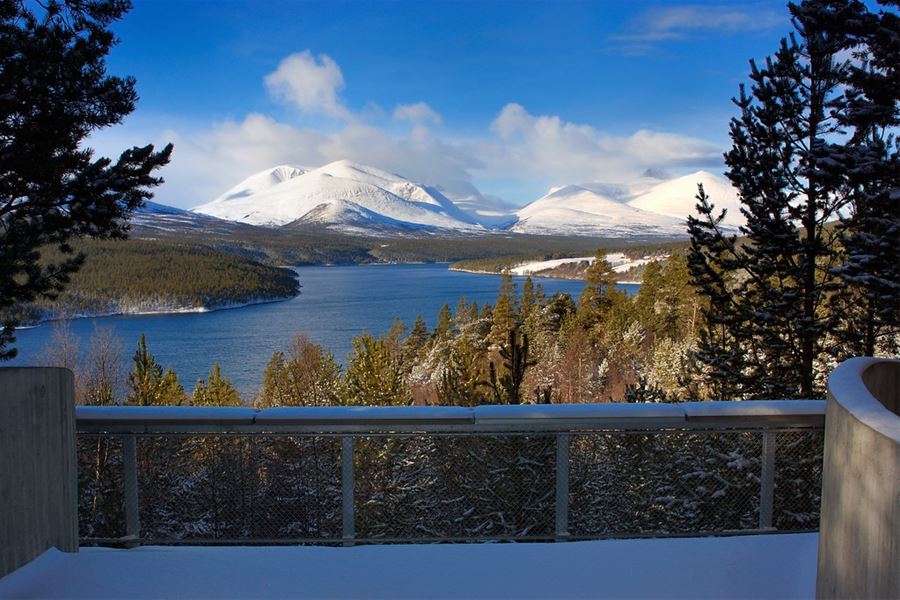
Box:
511, 185, 684, 237
511, 170, 744, 237
189, 161, 743, 239
193, 160, 484, 235
627, 170, 743, 229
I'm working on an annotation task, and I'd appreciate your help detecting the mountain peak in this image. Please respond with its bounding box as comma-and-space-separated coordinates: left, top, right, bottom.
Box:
626, 170, 743, 228
192, 160, 484, 233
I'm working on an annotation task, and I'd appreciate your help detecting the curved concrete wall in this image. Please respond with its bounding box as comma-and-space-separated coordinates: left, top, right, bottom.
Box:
0, 368, 78, 578
817, 358, 900, 600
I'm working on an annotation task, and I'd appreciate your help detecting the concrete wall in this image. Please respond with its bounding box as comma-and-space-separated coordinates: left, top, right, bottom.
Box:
0, 368, 78, 579
817, 358, 900, 600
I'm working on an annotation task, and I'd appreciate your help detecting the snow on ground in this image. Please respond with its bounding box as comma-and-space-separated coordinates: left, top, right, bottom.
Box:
0, 533, 817, 599
509, 252, 665, 276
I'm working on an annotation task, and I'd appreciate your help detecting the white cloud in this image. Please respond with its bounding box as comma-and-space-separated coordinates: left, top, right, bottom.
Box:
481, 103, 721, 187
264, 51, 351, 119
393, 102, 442, 127
610, 4, 784, 52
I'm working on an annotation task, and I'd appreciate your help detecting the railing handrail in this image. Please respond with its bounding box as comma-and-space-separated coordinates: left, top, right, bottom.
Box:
75, 400, 826, 434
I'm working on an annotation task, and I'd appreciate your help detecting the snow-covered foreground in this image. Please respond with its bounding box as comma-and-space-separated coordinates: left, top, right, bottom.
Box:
0, 533, 817, 599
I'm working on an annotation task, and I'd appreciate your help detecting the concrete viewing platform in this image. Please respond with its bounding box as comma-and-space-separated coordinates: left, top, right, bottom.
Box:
1, 358, 897, 599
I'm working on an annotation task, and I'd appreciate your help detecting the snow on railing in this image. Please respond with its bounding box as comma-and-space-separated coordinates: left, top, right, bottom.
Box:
75, 401, 825, 546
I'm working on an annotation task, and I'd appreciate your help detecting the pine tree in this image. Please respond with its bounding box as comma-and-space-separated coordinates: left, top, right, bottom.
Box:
159, 367, 186, 404
490, 269, 519, 344
635, 255, 701, 343
520, 277, 537, 324
432, 304, 453, 340
344, 332, 410, 406
829, 2, 900, 356
287, 334, 342, 406
467, 300, 479, 323
0, 0, 172, 359
402, 315, 430, 368
454, 296, 471, 329
384, 317, 407, 352
192, 363, 241, 406
437, 337, 487, 406
127, 334, 186, 406
687, 0, 886, 399
578, 251, 626, 335
484, 327, 536, 405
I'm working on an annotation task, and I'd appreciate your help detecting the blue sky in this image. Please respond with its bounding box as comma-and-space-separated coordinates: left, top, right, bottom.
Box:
92, 1, 795, 208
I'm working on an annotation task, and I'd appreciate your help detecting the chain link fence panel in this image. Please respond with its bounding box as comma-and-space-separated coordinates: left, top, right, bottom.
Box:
78, 427, 823, 545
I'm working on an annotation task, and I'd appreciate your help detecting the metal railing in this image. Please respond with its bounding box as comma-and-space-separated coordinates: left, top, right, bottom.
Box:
75, 401, 825, 545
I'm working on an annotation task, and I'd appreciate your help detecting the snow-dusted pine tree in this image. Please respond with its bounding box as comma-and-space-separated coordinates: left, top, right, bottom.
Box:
829, 3, 900, 356
688, 0, 896, 399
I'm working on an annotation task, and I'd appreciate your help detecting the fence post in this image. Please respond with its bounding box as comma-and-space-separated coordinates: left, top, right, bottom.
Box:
122, 434, 141, 544
758, 430, 776, 530
341, 436, 355, 545
555, 433, 570, 538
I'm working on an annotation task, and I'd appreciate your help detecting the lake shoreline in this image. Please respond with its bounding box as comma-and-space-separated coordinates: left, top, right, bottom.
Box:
447, 266, 639, 285
14, 294, 298, 330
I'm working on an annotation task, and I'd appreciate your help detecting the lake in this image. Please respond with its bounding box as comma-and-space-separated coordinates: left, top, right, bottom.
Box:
8, 264, 637, 396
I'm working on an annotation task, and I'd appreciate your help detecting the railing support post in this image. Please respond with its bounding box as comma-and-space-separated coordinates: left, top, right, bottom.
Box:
341, 436, 355, 545
122, 434, 141, 544
758, 430, 776, 530
555, 433, 570, 538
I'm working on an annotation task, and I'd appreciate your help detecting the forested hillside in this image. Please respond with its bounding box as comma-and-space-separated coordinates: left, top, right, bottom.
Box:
8, 239, 299, 325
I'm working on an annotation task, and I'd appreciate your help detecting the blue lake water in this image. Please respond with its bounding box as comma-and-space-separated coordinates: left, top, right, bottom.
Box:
8, 264, 637, 396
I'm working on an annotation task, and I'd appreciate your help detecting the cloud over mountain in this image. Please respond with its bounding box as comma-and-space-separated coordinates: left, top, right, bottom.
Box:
88, 50, 728, 210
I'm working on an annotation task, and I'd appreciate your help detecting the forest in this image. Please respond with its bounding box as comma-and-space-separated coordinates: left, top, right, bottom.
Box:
6, 239, 299, 326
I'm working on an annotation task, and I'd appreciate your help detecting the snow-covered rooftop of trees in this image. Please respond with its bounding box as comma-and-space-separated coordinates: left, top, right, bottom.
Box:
0, 533, 817, 599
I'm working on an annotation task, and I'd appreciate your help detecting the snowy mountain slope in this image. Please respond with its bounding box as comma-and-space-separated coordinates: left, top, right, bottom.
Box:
510, 171, 743, 237
511, 185, 685, 237
215, 165, 309, 203
627, 170, 744, 228
434, 180, 519, 228
193, 160, 483, 233
131, 201, 254, 235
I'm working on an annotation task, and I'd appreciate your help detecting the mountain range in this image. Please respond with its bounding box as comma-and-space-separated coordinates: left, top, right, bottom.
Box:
173, 160, 743, 239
